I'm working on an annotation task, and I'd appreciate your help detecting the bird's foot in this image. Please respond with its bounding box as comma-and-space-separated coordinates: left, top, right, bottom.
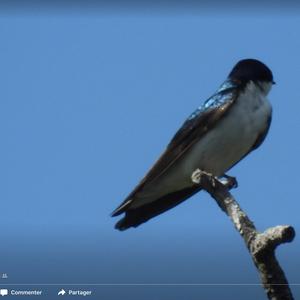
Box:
191, 169, 217, 187
219, 174, 238, 189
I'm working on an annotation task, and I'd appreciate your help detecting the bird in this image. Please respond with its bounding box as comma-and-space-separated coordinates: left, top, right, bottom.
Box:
112, 58, 274, 231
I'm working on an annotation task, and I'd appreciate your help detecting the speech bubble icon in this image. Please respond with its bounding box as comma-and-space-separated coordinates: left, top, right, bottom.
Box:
0, 289, 8, 296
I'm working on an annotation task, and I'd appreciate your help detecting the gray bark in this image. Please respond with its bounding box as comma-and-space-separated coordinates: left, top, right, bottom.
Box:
191, 169, 295, 300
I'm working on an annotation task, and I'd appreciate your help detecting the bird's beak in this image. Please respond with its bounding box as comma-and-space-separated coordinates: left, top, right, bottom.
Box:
272, 81, 276, 85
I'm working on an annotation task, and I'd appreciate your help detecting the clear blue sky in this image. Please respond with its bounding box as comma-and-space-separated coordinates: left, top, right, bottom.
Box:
1, 4, 300, 299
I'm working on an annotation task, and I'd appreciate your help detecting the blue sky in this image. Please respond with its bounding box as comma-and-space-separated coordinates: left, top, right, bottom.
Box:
1, 6, 300, 299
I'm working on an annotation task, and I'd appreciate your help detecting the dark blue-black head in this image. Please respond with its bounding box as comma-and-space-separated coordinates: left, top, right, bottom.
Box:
228, 59, 275, 85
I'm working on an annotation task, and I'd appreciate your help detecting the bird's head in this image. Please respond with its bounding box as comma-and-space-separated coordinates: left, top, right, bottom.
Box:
229, 59, 275, 95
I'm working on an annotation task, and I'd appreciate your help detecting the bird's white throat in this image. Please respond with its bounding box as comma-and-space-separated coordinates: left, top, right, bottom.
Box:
255, 81, 273, 96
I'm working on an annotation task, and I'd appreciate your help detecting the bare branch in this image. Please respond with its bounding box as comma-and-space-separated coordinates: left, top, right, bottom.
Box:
191, 169, 295, 300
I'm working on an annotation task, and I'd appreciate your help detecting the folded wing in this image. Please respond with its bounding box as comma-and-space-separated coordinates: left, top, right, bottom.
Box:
112, 80, 240, 230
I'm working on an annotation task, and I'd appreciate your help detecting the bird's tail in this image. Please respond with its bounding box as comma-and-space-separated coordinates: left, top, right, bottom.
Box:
114, 186, 202, 230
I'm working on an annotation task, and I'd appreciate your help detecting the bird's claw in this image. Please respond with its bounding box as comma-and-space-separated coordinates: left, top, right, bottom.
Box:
220, 174, 238, 189
192, 170, 238, 190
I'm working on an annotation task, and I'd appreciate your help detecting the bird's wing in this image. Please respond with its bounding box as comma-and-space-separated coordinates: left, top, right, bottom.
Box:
112, 80, 240, 217
114, 185, 203, 230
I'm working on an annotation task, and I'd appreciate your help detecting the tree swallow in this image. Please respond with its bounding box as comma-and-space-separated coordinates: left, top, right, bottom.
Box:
112, 59, 274, 231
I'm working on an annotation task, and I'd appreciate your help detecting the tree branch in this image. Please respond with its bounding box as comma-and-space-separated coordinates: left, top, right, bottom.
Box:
191, 169, 295, 300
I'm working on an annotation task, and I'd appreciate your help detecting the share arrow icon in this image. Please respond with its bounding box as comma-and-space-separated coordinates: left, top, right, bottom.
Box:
58, 289, 66, 296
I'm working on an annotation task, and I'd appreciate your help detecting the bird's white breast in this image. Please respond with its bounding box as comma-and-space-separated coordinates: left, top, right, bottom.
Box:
180, 81, 272, 179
